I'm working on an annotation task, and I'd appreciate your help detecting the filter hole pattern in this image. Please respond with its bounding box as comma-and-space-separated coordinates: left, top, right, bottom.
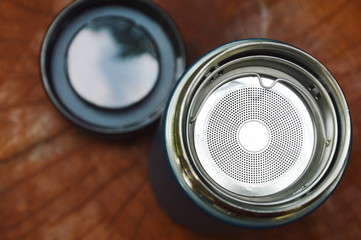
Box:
206, 87, 304, 184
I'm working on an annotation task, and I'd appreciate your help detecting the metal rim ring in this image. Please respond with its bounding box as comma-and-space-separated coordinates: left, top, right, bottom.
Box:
163, 39, 351, 228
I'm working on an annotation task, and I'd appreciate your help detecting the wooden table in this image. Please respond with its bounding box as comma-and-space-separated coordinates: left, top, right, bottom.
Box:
1, 0, 360, 239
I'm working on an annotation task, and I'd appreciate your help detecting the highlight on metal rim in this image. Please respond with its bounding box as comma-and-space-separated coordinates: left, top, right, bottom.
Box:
163, 39, 351, 228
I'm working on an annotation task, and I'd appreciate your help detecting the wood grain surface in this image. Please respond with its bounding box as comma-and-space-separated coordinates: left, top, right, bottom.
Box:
1, 0, 361, 239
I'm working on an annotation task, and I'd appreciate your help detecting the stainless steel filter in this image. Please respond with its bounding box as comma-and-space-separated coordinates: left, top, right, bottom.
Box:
150, 39, 351, 231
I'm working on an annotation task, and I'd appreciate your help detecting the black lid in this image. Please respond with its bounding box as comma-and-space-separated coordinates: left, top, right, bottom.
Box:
41, 0, 185, 137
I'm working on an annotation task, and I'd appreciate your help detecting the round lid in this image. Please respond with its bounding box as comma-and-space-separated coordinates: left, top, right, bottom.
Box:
41, 0, 185, 136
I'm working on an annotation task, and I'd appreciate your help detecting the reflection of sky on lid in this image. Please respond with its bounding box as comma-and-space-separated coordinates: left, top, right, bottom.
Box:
67, 17, 159, 109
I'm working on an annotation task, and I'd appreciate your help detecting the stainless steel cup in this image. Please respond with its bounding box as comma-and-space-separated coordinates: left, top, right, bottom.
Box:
149, 39, 351, 233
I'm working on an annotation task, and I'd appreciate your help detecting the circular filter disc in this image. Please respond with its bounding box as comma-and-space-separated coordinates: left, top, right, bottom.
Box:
193, 76, 315, 197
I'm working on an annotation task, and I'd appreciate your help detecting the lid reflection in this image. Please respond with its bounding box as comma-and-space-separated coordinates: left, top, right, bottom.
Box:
67, 17, 160, 109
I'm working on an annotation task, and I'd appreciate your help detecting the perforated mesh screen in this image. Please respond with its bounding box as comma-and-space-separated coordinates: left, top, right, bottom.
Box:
206, 87, 304, 184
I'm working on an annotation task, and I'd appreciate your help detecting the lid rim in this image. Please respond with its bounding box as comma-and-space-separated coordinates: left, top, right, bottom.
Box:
40, 0, 186, 136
